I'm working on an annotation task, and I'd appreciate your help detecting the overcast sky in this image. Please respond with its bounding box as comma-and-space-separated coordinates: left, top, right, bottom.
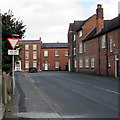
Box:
0, 0, 119, 43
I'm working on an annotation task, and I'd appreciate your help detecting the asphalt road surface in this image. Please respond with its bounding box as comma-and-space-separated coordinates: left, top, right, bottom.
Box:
5, 71, 119, 119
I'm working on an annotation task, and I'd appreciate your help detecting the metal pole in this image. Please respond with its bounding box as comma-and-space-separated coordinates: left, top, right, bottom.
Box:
12, 53, 15, 94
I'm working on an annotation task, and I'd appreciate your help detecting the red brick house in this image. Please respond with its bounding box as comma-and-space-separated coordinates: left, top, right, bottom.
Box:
15, 40, 68, 71
40, 43, 68, 71
68, 4, 120, 77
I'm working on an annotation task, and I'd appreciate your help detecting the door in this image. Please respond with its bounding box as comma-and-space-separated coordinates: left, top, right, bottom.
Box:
115, 55, 119, 77
44, 62, 48, 70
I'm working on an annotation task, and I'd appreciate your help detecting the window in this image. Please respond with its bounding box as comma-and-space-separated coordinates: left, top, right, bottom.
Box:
33, 44, 37, 50
74, 60, 77, 68
108, 60, 111, 68
55, 62, 60, 68
79, 30, 82, 37
55, 50, 59, 56
65, 51, 68, 56
84, 42, 86, 52
73, 34, 76, 41
25, 52, 29, 59
44, 51, 48, 57
25, 44, 29, 50
85, 58, 89, 68
25, 61, 29, 69
74, 48, 76, 55
33, 61, 37, 67
101, 35, 106, 48
110, 37, 113, 52
79, 43, 83, 53
33, 52, 37, 59
79, 59, 83, 68
91, 57, 95, 68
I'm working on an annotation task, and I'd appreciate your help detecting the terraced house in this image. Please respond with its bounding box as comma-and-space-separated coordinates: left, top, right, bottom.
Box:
68, 4, 120, 77
15, 39, 68, 71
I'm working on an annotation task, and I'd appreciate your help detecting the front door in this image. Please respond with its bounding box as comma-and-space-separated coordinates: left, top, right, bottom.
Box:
45, 62, 48, 70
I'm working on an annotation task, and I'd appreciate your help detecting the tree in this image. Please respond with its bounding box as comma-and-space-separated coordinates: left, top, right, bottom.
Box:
2, 10, 26, 73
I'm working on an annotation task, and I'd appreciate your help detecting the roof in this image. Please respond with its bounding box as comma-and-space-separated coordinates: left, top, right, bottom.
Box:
76, 14, 96, 32
42, 43, 68, 48
18, 40, 41, 44
83, 15, 120, 42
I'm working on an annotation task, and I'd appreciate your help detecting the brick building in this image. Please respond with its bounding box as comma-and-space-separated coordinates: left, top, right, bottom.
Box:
15, 39, 68, 71
68, 4, 120, 77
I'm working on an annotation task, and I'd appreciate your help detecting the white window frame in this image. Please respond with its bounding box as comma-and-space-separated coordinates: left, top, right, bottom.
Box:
25, 61, 29, 69
79, 43, 83, 54
33, 52, 37, 59
79, 30, 82, 37
91, 57, 95, 68
55, 62, 60, 68
84, 42, 86, 53
101, 35, 106, 48
55, 50, 59, 56
110, 37, 113, 52
33, 44, 37, 50
79, 59, 83, 68
85, 58, 89, 68
74, 60, 77, 68
74, 48, 76, 55
65, 51, 68, 56
73, 34, 76, 41
25, 52, 29, 59
44, 50, 48, 57
25, 44, 29, 50
33, 61, 37, 67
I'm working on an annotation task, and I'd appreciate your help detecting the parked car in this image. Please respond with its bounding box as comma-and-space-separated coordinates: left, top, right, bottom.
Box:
29, 67, 37, 73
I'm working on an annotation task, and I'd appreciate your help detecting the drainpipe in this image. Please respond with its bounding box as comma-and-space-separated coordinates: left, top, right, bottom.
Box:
98, 37, 100, 75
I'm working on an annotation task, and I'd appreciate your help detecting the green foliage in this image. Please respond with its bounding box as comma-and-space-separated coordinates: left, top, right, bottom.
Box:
2, 10, 26, 72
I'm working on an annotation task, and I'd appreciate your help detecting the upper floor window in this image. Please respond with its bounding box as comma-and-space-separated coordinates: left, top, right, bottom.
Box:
44, 50, 48, 57
84, 42, 86, 53
33, 52, 37, 59
33, 44, 37, 50
110, 37, 113, 52
79, 43, 83, 53
91, 57, 95, 68
55, 50, 59, 56
65, 51, 68, 56
25, 44, 29, 50
73, 34, 76, 41
25, 52, 29, 59
79, 30, 82, 37
101, 35, 106, 48
85, 58, 89, 68
74, 48, 76, 55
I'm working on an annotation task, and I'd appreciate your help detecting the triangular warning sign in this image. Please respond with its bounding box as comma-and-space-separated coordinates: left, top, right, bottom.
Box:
7, 38, 20, 49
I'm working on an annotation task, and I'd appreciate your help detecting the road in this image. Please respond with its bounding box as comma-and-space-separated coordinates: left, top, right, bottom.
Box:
4, 71, 119, 119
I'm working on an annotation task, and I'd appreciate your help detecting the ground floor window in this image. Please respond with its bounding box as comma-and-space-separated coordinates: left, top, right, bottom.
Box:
74, 60, 76, 68
33, 61, 37, 67
55, 62, 60, 68
79, 59, 83, 68
25, 61, 29, 69
85, 58, 89, 68
91, 57, 95, 68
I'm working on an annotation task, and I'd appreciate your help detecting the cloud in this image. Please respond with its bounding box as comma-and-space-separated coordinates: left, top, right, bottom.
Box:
0, 0, 119, 43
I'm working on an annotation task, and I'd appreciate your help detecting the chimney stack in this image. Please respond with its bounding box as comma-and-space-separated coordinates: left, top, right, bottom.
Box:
96, 4, 104, 32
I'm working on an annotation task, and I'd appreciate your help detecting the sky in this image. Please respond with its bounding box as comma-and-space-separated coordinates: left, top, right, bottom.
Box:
0, 0, 119, 43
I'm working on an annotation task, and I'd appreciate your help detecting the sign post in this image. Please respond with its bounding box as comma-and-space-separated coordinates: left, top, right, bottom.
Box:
7, 38, 20, 94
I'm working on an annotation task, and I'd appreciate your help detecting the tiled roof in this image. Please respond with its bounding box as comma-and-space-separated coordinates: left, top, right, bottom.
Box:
83, 15, 120, 41
42, 43, 68, 48
18, 40, 41, 43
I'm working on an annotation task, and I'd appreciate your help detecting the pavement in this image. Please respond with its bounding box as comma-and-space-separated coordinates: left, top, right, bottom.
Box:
2, 71, 119, 120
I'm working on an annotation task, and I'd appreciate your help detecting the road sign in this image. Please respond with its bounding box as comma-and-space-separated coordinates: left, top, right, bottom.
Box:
7, 38, 20, 49
8, 50, 19, 55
